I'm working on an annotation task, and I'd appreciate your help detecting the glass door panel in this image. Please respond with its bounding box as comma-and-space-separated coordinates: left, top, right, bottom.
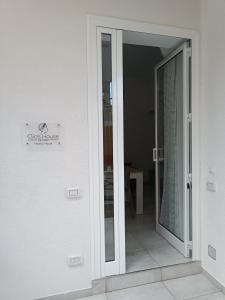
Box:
97, 27, 125, 276
155, 44, 191, 257
101, 33, 115, 262
157, 67, 165, 219
157, 52, 184, 241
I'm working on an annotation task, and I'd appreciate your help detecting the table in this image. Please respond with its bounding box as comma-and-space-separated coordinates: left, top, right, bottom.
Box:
130, 169, 143, 215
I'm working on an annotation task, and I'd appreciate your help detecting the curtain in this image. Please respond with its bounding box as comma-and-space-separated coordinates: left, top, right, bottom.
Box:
159, 52, 184, 241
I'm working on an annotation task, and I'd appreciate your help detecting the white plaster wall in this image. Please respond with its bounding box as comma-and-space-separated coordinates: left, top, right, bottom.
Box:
0, 1, 200, 299
200, 0, 225, 287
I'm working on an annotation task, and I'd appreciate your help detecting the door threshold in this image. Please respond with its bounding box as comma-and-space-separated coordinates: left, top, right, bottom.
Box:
37, 261, 204, 300
92, 261, 201, 294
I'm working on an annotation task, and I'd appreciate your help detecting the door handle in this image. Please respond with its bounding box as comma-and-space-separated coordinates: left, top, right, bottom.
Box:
153, 148, 164, 162
153, 148, 157, 162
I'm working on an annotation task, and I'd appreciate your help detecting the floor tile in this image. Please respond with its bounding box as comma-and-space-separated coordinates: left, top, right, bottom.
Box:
126, 227, 190, 270
126, 219, 154, 232
107, 282, 175, 300
77, 294, 107, 300
191, 292, 225, 299
126, 249, 158, 272
126, 232, 144, 252
125, 185, 191, 272
164, 274, 219, 300
161, 261, 202, 281
106, 268, 161, 292
92, 278, 106, 294
134, 229, 165, 248
148, 241, 191, 267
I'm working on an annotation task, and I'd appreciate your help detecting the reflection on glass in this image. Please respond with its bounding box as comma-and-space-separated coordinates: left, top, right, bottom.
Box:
101, 33, 115, 262
157, 53, 184, 242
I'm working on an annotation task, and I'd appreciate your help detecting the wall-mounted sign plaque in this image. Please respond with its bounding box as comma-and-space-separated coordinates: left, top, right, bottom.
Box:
25, 122, 61, 147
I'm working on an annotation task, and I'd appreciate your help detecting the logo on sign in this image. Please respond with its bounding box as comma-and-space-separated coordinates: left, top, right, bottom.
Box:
25, 122, 61, 146
38, 123, 48, 134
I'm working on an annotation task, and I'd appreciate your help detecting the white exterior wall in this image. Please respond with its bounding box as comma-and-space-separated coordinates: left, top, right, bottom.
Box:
0, 1, 200, 299
200, 0, 225, 288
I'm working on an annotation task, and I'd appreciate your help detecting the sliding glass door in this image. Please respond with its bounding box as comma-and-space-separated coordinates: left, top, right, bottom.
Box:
154, 43, 192, 257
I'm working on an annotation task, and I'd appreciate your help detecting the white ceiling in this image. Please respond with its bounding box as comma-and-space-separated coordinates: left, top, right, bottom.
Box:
123, 30, 186, 57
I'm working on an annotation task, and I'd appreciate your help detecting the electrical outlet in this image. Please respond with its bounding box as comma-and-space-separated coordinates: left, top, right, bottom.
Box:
208, 245, 216, 261
207, 167, 217, 192
206, 181, 217, 192
67, 255, 83, 267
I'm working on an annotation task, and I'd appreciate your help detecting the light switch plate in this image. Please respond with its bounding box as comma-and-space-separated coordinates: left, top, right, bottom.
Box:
67, 255, 83, 267
65, 187, 81, 199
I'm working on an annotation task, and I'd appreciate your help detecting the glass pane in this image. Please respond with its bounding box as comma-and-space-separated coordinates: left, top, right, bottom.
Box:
157, 52, 184, 242
101, 33, 115, 262
157, 67, 165, 212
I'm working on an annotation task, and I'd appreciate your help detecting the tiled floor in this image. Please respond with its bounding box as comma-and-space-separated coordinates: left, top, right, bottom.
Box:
78, 274, 225, 300
105, 184, 191, 273
125, 185, 191, 272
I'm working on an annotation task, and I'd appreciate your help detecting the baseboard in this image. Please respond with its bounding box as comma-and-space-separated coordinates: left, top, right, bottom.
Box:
202, 269, 225, 294
37, 261, 201, 300
106, 261, 201, 292
35, 288, 93, 300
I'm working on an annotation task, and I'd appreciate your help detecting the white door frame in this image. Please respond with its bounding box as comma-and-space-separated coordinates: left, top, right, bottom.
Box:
87, 15, 200, 280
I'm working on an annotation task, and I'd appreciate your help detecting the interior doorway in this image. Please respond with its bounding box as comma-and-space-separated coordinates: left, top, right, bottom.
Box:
122, 31, 192, 273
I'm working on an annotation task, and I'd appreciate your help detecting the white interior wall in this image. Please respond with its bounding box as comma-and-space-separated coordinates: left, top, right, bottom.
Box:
200, 0, 225, 287
0, 1, 200, 300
